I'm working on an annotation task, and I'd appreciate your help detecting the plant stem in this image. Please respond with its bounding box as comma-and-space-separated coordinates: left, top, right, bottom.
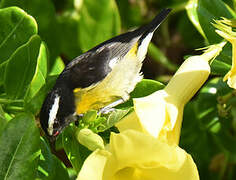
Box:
0, 98, 23, 104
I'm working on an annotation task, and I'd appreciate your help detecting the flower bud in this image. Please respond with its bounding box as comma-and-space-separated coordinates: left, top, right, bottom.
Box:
76, 128, 105, 151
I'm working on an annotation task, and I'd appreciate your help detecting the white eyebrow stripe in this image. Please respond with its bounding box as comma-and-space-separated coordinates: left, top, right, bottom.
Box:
47, 94, 60, 135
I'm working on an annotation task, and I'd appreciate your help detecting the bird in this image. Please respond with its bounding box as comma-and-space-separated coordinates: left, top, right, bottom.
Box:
40, 8, 171, 139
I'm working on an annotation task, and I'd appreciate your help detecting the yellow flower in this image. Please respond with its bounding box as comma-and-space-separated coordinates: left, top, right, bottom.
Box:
77, 42, 225, 180
78, 130, 199, 180
214, 18, 236, 89
117, 42, 226, 145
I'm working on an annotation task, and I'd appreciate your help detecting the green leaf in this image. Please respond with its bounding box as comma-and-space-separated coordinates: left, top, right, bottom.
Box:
177, 11, 204, 49
211, 59, 231, 75
99, 109, 131, 132
116, 0, 142, 29
78, 0, 121, 52
37, 138, 70, 180
59, 0, 121, 61
0, 62, 7, 85
199, 0, 235, 43
0, 113, 40, 180
148, 42, 177, 72
195, 78, 231, 126
0, 104, 8, 135
49, 56, 65, 76
62, 125, 91, 173
58, 10, 82, 59
118, 79, 165, 108
186, 0, 207, 40
24, 75, 58, 115
83, 110, 98, 123
0, 0, 60, 64
210, 41, 232, 74
187, 0, 235, 44
4, 35, 41, 99
24, 42, 48, 104
130, 79, 165, 98
0, 7, 37, 63
214, 128, 236, 155
0, 7, 37, 84
180, 101, 221, 180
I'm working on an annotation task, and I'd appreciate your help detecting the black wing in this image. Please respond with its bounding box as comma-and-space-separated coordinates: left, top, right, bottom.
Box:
65, 47, 112, 89
59, 8, 171, 89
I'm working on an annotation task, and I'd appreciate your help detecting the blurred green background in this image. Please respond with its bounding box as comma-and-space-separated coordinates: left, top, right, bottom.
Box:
1, 0, 236, 179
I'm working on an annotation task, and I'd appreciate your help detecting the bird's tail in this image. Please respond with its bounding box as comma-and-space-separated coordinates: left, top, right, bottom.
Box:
136, 8, 171, 60
146, 8, 172, 33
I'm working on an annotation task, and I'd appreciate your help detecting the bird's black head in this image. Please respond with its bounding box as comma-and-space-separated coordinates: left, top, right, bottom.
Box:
40, 84, 76, 140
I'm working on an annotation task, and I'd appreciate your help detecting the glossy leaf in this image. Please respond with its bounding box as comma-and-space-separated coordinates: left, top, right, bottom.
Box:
99, 109, 131, 132
0, 105, 7, 135
24, 42, 48, 104
82, 110, 98, 123
194, 78, 231, 127
211, 59, 231, 75
4, 35, 41, 99
49, 56, 65, 76
118, 79, 165, 108
24, 75, 58, 115
187, 0, 235, 44
148, 42, 177, 72
78, 0, 121, 52
58, 11, 82, 59
186, 0, 207, 40
37, 138, 70, 180
0, 113, 40, 180
210, 42, 232, 74
179, 77, 234, 179
187, 0, 234, 73
198, 0, 235, 43
0, 62, 7, 85
177, 11, 205, 49
0, 7, 37, 64
0, 7, 37, 84
0, 0, 60, 64
62, 125, 91, 173
116, 0, 142, 29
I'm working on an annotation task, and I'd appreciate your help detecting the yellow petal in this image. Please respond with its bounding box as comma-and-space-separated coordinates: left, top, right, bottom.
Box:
158, 104, 184, 145
103, 130, 199, 180
116, 111, 144, 133
77, 131, 199, 180
128, 55, 210, 144
225, 71, 236, 89
215, 19, 236, 89
215, 30, 236, 44
223, 41, 236, 88
77, 149, 111, 180
133, 90, 167, 138
214, 19, 236, 44
165, 56, 210, 105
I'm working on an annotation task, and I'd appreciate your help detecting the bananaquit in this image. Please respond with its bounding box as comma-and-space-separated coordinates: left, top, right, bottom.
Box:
40, 8, 171, 138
